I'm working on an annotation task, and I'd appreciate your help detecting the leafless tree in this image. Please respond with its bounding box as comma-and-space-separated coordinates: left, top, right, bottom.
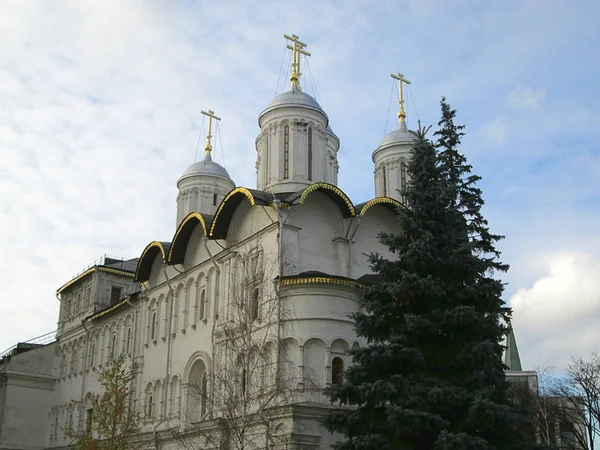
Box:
549, 353, 600, 450
172, 242, 299, 450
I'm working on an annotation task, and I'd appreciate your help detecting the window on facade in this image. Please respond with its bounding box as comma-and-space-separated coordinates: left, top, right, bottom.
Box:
60, 354, 66, 377
250, 288, 259, 321
68, 413, 73, 430
85, 287, 91, 307
126, 327, 132, 353
110, 287, 122, 305
213, 193, 217, 206
110, 333, 117, 358
76, 293, 82, 313
400, 161, 407, 203
147, 393, 154, 418
151, 311, 157, 340
382, 165, 387, 197
67, 299, 72, 318
332, 357, 344, 385
90, 343, 95, 367
283, 125, 290, 179
54, 416, 59, 438
241, 367, 247, 396
264, 133, 269, 186
85, 409, 93, 432
199, 290, 205, 321
71, 348, 77, 375
307, 126, 313, 181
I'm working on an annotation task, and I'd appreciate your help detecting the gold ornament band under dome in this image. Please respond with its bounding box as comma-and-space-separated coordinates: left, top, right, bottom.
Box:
281, 276, 359, 288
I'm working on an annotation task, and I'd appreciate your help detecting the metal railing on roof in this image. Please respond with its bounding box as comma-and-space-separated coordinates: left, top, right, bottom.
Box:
0, 330, 56, 361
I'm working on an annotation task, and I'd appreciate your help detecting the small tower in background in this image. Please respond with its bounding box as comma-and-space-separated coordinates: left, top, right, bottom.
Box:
176, 109, 235, 225
372, 73, 417, 203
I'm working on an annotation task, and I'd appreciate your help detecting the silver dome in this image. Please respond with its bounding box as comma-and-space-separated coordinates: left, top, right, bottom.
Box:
377, 122, 417, 150
259, 87, 328, 123
178, 156, 234, 184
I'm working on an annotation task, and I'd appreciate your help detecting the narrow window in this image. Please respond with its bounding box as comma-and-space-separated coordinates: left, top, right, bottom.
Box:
67, 299, 72, 318
110, 287, 122, 305
147, 394, 154, 418
54, 416, 59, 438
241, 368, 247, 395
85, 287, 91, 307
199, 290, 205, 321
90, 343, 95, 367
110, 334, 117, 358
212, 193, 217, 206
250, 288, 259, 321
400, 161, 407, 202
200, 374, 207, 416
71, 348, 77, 375
332, 357, 344, 385
85, 409, 93, 432
283, 125, 290, 179
151, 311, 157, 340
126, 327, 132, 353
307, 126, 313, 181
382, 165, 387, 197
264, 133, 269, 186
68, 413, 73, 430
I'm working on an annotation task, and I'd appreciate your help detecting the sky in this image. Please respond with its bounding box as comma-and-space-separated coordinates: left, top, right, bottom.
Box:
1, 0, 598, 370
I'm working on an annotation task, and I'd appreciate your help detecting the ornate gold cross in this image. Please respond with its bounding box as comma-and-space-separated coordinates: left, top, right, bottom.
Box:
201, 109, 221, 159
284, 34, 311, 91
391, 73, 411, 125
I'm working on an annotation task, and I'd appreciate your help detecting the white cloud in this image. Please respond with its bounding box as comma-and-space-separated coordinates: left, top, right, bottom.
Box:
510, 252, 600, 368
508, 85, 546, 111
477, 117, 507, 147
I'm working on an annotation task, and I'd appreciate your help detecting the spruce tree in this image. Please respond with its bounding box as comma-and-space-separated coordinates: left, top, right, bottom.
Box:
325, 103, 524, 449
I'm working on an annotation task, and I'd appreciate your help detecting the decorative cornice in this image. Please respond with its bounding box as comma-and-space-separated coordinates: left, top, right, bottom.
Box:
281, 276, 359, 288
57, 266, 134, 295
359, 197, 402, 216
298, 182, 355, 218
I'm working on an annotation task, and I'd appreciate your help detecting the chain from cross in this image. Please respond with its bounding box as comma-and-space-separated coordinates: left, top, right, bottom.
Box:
284, 34, 311, 91
390, 73, 411, 124
201, 109, 221, 159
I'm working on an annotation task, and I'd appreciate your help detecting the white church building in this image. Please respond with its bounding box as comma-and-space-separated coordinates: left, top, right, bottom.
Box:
1, 35, 515, 450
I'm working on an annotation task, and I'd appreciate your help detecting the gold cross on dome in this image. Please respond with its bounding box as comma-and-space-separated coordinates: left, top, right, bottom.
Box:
201, 109, 221, 159
391, 73, 411, 125
284, 34, 311, 91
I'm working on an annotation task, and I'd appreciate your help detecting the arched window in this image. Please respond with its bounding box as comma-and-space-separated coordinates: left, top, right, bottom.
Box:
147, 392, 154, 418
199, 289, 206, 322
332, 357, 344, 385
151, 311, 157, 341
284, 125, 290, 179
110, 333, 117, 358
126, 327, 132, 354
241, 367, 247, 396
307, 126, 313, 181
213, 193, 217, 206
188, 360, 208, 421
250, 288, 259, 321
90, 343, 95, 368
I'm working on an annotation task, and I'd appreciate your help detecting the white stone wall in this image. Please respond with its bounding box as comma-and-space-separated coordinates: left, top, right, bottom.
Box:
256, 106, 339, 194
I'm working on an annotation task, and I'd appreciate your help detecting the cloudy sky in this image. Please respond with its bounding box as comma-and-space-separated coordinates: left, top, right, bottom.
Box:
1, 0, 598, 369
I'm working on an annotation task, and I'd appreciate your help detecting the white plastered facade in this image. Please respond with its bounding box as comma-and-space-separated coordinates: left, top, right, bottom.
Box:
0, 72, 414, 450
